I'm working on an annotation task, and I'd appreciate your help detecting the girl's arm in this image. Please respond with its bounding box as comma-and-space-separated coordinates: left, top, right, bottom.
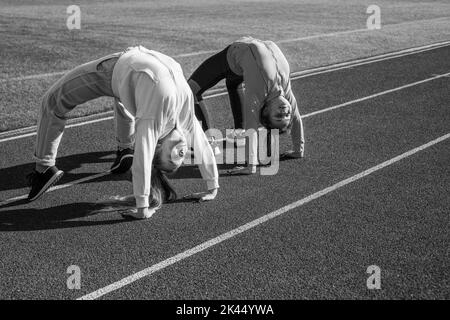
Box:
132, 73, 165, 211
285, 83, 305, 157
133, 118, 160, 209
189, 118, 219, 198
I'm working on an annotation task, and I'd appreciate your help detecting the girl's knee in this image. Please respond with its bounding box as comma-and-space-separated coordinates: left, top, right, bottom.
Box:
188, 78, 200, 93
187, 78, 203, 101
43, 93, 69, 120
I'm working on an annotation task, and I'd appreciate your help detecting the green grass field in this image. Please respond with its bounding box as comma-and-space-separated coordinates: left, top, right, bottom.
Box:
1, 0, 449, 132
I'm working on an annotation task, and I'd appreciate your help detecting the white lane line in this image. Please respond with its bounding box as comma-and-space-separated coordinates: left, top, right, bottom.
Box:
0, 116, 115, 143
281, 16, 449, 44
0, 109, 117, 139
198, 42, 450, 103
174, 50, 217, 59
0, 47, 217, 81
277, 27, 369, 43
1, 71, 448, 205
172, 27, 373, 58
290, 42, 450, 81
2, 16, 448, 83
1, 40, 449, 143
210, 72, 450, 143
172, 28, 371, 59
302, 72, 450, 118
0, 171, 110, 206
77, 132, 450, 300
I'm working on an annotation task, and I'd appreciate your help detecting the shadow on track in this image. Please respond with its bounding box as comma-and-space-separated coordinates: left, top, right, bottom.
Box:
169, 163, 239, 180
1, 147, 300, 205
0, 202, 129, 231
0, 148, 280, 194
0, 151, 116, 192
0, 195, 207, 231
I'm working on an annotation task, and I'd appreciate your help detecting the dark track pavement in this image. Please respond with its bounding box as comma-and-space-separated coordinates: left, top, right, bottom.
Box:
0, 45, 449, 299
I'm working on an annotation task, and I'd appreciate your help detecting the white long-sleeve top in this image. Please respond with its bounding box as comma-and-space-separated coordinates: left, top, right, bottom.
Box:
111, 46, 219, 208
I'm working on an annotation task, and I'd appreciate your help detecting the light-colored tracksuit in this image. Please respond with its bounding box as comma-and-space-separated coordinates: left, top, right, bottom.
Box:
34, 46, 219, 208
227, 37, 305, 164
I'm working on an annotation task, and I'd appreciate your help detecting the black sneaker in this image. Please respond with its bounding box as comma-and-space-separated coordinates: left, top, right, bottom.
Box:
110, 148, 134, 174
27, 166, 64, 201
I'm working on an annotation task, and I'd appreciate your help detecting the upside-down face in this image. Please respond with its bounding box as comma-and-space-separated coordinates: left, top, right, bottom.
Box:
261, 95, 292, 132
154, 128, 188, 173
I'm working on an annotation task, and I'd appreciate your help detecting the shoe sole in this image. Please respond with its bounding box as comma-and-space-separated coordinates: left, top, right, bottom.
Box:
28, 170, 64, 202
110, 154, 133, 174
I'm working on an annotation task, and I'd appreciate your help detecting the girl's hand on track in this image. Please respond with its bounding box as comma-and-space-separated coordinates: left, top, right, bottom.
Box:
120, 207, 156, 220
184, 188, 218, 202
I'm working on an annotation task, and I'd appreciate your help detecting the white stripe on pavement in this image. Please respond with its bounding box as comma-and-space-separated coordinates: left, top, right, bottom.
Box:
77, 132, 450, 300
290, 42, 450, 81
302, 72, 450, 118
0, 116, 115, 143
197, 42, 450, 103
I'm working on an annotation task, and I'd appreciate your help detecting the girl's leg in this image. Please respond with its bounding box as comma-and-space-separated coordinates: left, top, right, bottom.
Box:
110, 98, 135, 174
189, 46, 230, 96
34, 56, 118, 171
113, 99, 135, 150
225, 74, 244, 129
188, 47, 230, 131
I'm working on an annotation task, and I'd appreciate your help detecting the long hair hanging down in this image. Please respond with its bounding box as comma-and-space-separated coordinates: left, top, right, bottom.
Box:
93, 149, 178, 214
93, 166, 177, 214
149, 167, 177, 210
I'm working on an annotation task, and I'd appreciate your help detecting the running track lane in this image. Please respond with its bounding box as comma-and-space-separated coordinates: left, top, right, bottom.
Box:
0, 48, 448, 299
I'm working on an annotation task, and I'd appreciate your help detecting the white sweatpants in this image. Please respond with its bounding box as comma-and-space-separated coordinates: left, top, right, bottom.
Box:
34, 52, 134, 167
